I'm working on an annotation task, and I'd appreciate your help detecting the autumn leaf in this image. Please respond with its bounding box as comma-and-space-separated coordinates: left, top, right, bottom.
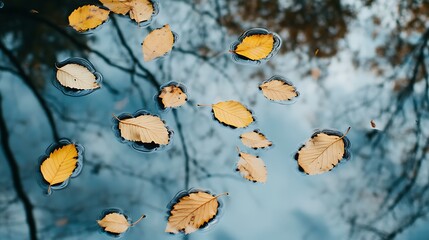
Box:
116, 114, 170, 145
68, 5, 110, 32
232, 34, 274, 60
40, 144, 78, 193
259, 77, 299, 102
56, 63, 100, 90
166, 191, 228, 234
99, 0, 132, 15
142, 24, 175, 61
370, 120, 376, 128
236, 150, 267, 183
295, 128, 351, 175
158, 84, 187, 109
99, 0, 155, 24
97, 212, 145, 235
198, 100, 254, 128
240, 130, 272, 149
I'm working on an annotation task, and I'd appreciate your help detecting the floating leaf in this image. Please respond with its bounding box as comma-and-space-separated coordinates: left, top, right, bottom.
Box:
230, 28, 282, 65
40, 144, 78, 193
56, 64, 99, 90
116, 114, 170, 145
97, 212, 145, 235
142, 24, 175, 61
259, 76, 299, 102
240, 130, 272, 149
158, 83, 187, 109
128, 0, 154, 23
100, 0, 158, 25
68, 5, 110, 32
295, 128, 351, 175
99, 0, 132, 15
236, 150, 267, 183
232, 34, 274, 60
198, 101, 254, 128
166, 190, 228, 234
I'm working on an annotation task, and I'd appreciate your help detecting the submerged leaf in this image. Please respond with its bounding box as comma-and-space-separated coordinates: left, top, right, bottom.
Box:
68, 5, 110, 32
40, 144, 78, 188
166, 191, 227, 234
117, 114, 170, 145
295, 128, 351, 175
240, 130, 272, 149
236, 151, 267, 183
232, 34, 274, 60
142, 24, 175, 61
56, 63, 99, 90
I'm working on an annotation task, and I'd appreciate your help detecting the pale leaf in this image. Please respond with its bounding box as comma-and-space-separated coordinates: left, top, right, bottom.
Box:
158, 85, 187, 108
295, 128, 351, 175
142, 24, 174, 62
240, 130, 272, 149
259, 79, 298, 101
236, 151, 267, 183
56, 64, 99, 90
118, 114, 170, 145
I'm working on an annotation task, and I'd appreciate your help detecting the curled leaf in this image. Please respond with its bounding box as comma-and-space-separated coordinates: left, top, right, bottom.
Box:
158, 83, 187, 109
236, 150, 267, 183
240, 130, 272, 149
100, 0, 157, 24
142, 24, 175, 61
295, 128, 351, 175
166, 190, 228, 234
68, 5, 110, 32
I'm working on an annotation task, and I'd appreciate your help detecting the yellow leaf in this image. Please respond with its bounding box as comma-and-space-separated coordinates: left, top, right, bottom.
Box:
295, 128, 351, 175
99, 0, 131, 15
142, 24, 174, 61
97, 212, 145, 235
40, 144, 78, 188
199, 100, 253, 128
259, 78, 298, 101
99, 0, 154, 23
233, 34, 274, 60
128, 0, 154, 24
117, 114, 170, 145
158, 85, 187, 109
68, 5, 110, 32
236, 151, 267, 183
56, 63, 100, 90
240, 130, 272, 149
165, 191, 228, 234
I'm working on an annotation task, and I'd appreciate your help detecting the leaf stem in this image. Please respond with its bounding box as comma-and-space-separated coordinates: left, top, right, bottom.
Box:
131, 214, 146, 226
196, 104, 212, 107
112, 114, 121, 122
215, 192, 229, 198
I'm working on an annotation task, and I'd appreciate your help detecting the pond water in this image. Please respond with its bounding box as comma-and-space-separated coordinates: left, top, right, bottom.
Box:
0, 0, 428, 240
